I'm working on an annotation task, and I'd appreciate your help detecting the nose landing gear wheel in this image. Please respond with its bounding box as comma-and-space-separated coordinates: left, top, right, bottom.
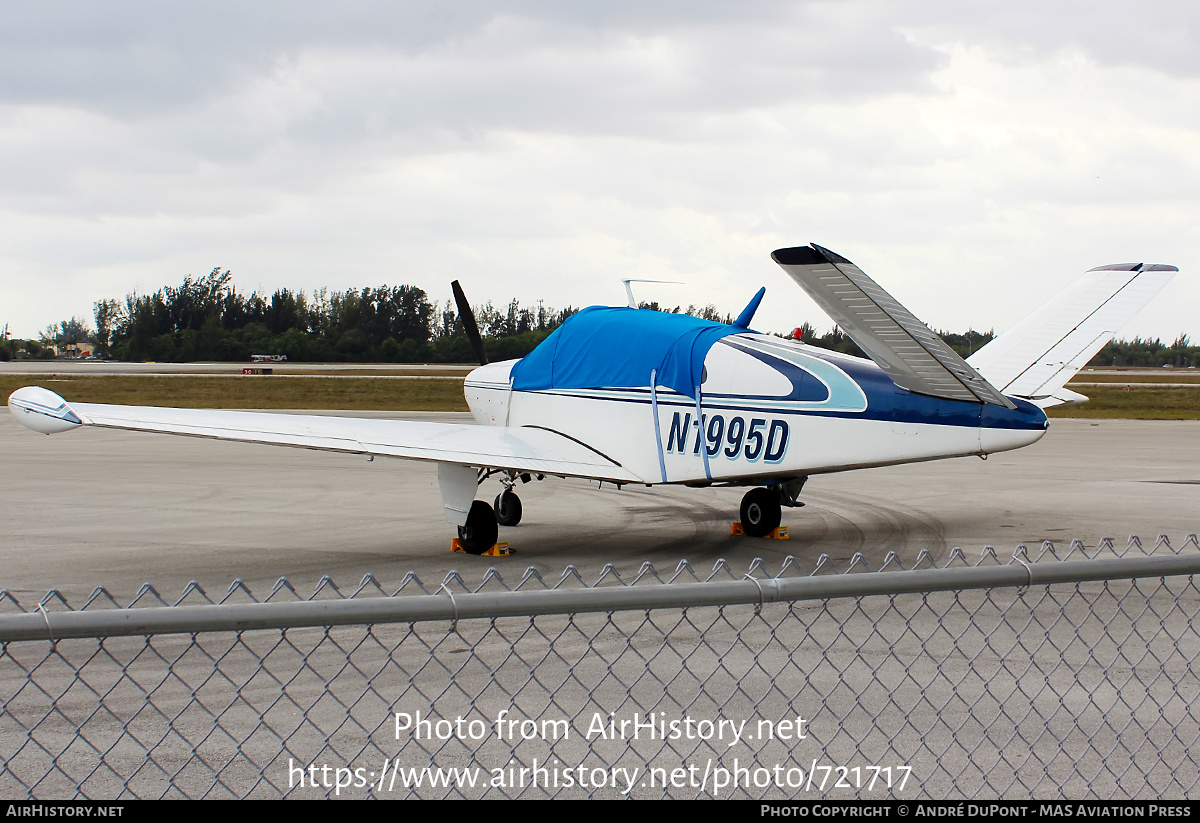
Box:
740, 488, 782, 538
494, 490, 523, 527
457, 500, 499, 555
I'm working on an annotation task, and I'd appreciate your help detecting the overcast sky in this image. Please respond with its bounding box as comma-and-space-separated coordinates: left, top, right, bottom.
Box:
2, 1, 1197, 343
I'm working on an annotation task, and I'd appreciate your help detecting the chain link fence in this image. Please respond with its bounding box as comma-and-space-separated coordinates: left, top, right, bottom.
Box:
2, 535, 1199, 799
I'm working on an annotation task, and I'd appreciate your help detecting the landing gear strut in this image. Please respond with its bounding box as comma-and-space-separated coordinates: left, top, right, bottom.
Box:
457, 500, 499, 555
739, 488, 782, 538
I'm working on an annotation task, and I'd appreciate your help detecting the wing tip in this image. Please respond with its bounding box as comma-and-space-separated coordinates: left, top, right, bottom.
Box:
8, 386, 84, 434
1087, 263, 1179, 273
771, 243, 852, 266
771, 245, 822, 266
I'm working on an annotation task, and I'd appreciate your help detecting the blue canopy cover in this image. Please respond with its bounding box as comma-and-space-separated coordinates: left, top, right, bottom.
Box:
510, 307, 744, 399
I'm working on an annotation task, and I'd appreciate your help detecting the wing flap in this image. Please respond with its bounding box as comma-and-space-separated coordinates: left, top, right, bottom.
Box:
10, 388, 642, 483
772, 245, 1015, 408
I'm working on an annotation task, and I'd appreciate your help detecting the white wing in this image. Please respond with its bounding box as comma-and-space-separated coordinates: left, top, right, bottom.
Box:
8, 386, 642, 484
967, 263, 1178, 406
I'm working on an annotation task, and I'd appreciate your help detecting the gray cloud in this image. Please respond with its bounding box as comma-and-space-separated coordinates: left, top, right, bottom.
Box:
1, 1, 1196, 340
0, 1, 941, 129
898, 0, 1200, 77
0, 2, 496, 112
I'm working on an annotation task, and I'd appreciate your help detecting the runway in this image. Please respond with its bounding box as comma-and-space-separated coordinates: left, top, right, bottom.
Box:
2, 408, 1197, 605
3, 406, 1198, 800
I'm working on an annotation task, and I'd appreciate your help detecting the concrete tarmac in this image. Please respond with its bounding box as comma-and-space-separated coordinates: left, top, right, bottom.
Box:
2, 407, 1198, 799
1, 408, 1196, 604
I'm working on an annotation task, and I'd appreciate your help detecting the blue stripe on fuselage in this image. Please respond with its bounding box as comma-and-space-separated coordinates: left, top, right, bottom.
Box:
510, 384, 1045, 430
775, 345, 1047, 431
497, 340, 1048, 432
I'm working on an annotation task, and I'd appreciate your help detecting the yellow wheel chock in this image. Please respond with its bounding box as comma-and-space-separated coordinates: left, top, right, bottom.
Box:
451, 539, 513, 557
730, 523, 789, 539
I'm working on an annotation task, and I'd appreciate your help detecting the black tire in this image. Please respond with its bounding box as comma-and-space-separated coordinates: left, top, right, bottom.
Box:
494, 491, 523, 527
457, 500, 498, 555
740, 487, 782, 538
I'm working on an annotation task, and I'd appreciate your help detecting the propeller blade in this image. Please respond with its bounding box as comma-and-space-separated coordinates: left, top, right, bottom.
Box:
451, 280, 489, 365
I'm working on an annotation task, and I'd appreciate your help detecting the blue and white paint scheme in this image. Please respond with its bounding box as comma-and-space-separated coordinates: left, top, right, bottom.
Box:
464, 306, 1047, 491
7, 385, 84, 434
7, 244, 1178, 552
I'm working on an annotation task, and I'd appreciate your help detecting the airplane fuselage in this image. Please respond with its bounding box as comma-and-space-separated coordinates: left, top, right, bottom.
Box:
465, 331, 1048, 487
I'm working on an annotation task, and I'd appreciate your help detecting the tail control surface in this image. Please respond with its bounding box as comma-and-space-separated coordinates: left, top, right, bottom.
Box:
966, 263, 1178, 407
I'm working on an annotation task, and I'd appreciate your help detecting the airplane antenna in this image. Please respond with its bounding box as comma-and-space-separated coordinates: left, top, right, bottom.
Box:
622, 279, 683, 309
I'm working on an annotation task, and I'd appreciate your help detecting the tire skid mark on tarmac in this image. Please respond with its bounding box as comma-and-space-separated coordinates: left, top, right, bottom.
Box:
778, 490, 949, 569
617, 490, 745, 568
605, 485, 950, 571
493, 482, 953, 573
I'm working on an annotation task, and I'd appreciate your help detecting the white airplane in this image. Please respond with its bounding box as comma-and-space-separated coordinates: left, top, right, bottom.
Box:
8, 245, 1178, 554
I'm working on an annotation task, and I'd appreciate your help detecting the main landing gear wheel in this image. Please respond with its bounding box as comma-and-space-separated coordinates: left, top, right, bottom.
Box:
457, 500, 499, 555
494, 490, 523, 527
740, 488, 782, 538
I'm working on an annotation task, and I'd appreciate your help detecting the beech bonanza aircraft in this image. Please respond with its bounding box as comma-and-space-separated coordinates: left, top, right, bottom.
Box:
8, 245, 1178, 553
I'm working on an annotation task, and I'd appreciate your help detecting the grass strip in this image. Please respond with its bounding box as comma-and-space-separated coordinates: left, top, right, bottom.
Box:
1046, 386, 1200, 419
1069, 373, 1200, 384
5, 376, 1198, 419
0, 375, 469, 412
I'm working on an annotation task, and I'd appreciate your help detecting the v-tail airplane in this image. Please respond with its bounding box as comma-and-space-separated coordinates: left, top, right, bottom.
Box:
8, 245, 1178, 553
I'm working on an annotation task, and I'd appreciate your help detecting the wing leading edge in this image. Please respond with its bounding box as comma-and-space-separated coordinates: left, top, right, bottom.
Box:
772, 245, 1016, 409
7, 386, 642, 484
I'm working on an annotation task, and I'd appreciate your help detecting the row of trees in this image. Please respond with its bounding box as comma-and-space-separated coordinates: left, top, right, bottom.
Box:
1, 318, 92, 361
788, 323, 996, 361
81, 269, 577, 363
3, 269, 1197, 367
1091, 335, 1196, 368
798, 328, 1200, 367
4, 272, 742, 364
